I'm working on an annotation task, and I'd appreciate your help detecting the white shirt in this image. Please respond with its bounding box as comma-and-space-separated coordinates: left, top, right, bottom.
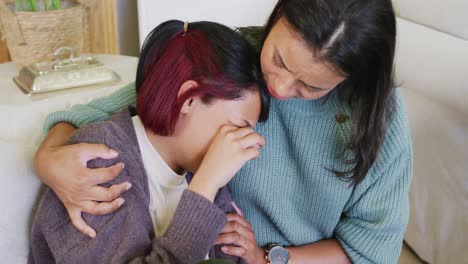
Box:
132, 116, 188, 236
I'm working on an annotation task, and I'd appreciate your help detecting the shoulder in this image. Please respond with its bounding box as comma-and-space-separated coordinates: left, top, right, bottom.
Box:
69, 108, 136, 146
68, 108, 141, 168
66, 107, 146, 192
381, 89, 412, 160
389, 89, 411, 141
365, 88, 413, 181
70, 107, 146, 187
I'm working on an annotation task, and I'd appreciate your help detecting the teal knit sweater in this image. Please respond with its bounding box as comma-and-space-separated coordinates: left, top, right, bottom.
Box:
42, 82, 412, 264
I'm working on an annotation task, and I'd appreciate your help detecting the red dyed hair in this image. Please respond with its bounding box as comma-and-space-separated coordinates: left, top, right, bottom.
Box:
137, 29, 243, 136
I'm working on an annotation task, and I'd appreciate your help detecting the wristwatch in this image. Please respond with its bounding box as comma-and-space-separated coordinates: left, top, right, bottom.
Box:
264, 244, 290, 264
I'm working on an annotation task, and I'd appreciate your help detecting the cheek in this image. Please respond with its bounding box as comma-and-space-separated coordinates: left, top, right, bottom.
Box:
188, 122, 218, 170
195, 114, 223, 151
186, 110, 218, 148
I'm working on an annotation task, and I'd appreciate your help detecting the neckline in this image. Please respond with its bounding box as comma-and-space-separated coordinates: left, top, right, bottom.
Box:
274, 90, 341, 116
132, 116, 187, 187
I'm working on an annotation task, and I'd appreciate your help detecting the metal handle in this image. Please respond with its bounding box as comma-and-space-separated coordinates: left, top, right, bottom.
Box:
54, 47, 75, 63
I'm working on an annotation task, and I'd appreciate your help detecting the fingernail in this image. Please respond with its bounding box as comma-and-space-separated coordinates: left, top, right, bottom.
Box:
110, 149, 119, 157
121, 163, 125, 169
89, 231, 96, 238
125, 182, 132, 191
117, 198, 125, 207
222, 247, 228, 253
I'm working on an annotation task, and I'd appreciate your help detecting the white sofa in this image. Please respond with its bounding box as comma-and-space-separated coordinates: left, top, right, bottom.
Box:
393, 0, 468, 263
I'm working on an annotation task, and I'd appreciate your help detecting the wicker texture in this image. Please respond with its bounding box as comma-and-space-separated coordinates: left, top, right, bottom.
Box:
0, 1, 90, 68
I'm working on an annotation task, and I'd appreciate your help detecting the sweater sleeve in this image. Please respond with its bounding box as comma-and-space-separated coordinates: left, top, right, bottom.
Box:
334, 146, 413, 264
31, 180, 228, 264
131, 190, 229, 264
41, 82, 137, 136
30, 121, 152, 264
209, 186, 246, 263
32, 115, 231, 264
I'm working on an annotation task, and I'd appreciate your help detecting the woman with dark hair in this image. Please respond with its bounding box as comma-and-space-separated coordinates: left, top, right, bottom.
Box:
29, 20, 269, 263
34, 0, 412, 263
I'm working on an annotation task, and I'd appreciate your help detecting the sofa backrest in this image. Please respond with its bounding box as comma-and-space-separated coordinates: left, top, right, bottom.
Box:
394, 0, 468, 116
394, 1, 468, 263
394, 0, 468, 40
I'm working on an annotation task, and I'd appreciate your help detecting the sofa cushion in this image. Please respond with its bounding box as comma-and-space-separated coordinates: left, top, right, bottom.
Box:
0, 140, 42, 263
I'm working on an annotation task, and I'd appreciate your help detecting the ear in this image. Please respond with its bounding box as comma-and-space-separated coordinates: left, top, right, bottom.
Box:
178, 80, 199, 114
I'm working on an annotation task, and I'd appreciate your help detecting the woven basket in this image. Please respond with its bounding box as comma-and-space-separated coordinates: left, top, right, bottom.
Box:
0, 0, 91, 68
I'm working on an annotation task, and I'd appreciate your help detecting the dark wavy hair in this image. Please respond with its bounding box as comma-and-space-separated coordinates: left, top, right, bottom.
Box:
264, 0, 397, 185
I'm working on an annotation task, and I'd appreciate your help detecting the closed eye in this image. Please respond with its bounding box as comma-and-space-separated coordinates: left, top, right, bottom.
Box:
228, 120, 252, 128
304, 84, 324, 92
228, 121, 247, 128
273, 53, 283, 69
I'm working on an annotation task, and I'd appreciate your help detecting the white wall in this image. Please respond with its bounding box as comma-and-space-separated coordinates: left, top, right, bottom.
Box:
116, 0, 140, 56
137, 0, 277, 48
116, 0, 402, 56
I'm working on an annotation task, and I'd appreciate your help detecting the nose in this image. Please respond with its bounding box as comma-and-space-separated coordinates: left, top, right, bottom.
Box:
270, 73, 296, 99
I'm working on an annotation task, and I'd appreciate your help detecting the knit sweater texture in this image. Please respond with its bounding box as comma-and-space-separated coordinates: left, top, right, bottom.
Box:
42, 28, 413, 264
32, 109, 242, 264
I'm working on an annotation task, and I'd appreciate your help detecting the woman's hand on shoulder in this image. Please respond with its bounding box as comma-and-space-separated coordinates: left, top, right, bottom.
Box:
34, 142, 131, 238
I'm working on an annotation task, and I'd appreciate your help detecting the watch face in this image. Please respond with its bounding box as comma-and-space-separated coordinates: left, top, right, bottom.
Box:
269, 246, 289, 264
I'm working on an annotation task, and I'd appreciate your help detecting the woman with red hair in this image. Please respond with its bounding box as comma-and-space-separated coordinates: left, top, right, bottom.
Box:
29, 20, 269, 264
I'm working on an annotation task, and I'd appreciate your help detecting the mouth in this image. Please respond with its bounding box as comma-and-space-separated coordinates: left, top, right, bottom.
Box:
267, 86, 288, 100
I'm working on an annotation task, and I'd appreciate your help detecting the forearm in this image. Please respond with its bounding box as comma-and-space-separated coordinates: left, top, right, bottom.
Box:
41, 82, 137, 137
287, 239, 351, 264
140, 190, 228, 264
39, 122, 76, 149
35, 122, 76, 184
